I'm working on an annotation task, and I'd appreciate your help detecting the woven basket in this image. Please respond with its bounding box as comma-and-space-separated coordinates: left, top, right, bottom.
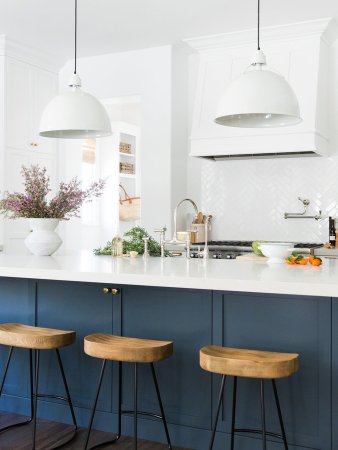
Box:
119, 142, 132, 154
119, 184, 141, 222
119, 162, 134, 174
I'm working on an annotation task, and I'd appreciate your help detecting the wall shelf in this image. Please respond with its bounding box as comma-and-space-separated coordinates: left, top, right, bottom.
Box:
120, 173, 136, 179
119, 152, 135, 158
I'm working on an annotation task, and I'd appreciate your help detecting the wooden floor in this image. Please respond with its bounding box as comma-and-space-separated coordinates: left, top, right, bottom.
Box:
0, 412, 191, 450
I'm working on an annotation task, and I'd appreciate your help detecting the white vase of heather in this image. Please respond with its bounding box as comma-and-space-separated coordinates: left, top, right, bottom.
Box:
25, 218, 62, 256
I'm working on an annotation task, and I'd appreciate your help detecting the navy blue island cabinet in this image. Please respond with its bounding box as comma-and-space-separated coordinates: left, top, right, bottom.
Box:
0, 277, 335, 450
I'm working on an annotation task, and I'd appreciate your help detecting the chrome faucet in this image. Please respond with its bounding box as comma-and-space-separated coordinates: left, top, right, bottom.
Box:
203, 215, 212, 259
154, 227, 167, 258
172, 198, 198, 243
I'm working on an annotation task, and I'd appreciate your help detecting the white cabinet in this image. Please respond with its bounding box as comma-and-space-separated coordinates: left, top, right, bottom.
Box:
2, 55, 58, 251
6, 57, 57, 153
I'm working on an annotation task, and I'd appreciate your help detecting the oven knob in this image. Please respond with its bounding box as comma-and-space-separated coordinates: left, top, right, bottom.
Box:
213, 252, 223, 259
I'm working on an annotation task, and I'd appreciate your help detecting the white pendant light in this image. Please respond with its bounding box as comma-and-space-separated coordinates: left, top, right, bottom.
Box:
214, 0, 302, 128
39, 0, 111, 139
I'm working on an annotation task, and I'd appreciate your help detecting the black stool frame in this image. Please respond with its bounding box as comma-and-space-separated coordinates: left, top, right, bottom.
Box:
84, 360, 172, 450
209, 376, 289, 450
0, 346, 78, 450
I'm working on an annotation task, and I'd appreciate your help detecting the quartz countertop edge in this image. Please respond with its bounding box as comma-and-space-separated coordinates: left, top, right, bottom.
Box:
0, 252, 336, 297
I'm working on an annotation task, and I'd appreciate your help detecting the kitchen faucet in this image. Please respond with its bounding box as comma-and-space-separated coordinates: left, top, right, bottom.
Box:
172, 198, 198, 243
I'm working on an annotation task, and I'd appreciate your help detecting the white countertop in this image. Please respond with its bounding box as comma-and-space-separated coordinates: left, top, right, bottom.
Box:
0, 251, 337, 297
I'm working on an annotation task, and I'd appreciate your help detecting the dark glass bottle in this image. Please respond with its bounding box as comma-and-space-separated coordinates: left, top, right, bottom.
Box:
329, 217, 336, 247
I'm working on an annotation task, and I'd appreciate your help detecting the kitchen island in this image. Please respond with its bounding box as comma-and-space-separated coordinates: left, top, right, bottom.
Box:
0, 252, 336, 450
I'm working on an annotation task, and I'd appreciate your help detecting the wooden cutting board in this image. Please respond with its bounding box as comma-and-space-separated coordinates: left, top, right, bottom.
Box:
236, 253, 268, 261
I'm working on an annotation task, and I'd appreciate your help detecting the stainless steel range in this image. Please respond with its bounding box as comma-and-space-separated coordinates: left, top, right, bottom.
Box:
189, 241, 323, 260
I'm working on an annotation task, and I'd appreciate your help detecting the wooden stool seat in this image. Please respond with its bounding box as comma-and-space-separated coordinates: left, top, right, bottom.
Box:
0, 323, 75, 350
84, 334, 173, 363
200, 346, 299, 379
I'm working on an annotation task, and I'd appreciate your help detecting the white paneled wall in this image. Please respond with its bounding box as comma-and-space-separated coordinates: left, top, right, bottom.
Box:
187, 155, 338, 243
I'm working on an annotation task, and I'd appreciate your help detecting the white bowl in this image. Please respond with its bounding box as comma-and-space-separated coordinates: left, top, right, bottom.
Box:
259, 242, 294, 264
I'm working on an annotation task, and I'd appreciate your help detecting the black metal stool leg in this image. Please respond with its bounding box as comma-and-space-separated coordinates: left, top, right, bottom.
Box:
150, 363, 172, 449
272, 379, 288, 450
84, 359, 107, 450
260, 379, 267, 450
230, 376, 237, 450
32, 349, 40, 450
117, 361, 122, 438
85, 360, 122, 450
47, 349, 78, 448
55, 349, 77, 428
208, 375, 226, 450
134, 362, 138, 450
0, 346, 13, 396
0, 348, 34, 434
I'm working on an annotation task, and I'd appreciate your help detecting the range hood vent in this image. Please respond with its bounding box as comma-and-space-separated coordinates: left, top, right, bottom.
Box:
202, 151, 318, 161
186, 19, 338, 160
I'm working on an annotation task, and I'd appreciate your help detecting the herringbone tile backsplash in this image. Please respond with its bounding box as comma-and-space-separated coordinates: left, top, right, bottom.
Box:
199, 155, 338, 243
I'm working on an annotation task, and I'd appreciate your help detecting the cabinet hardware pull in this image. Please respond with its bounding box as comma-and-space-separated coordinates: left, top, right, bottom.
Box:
102, 287, 120, 295
30, 142, 38, 147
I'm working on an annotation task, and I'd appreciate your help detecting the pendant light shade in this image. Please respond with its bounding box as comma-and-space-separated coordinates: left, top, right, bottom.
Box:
214, 1, 301, 128
39, 75, 112, 138
214, 51, 301, 128
39, 0, 111, 139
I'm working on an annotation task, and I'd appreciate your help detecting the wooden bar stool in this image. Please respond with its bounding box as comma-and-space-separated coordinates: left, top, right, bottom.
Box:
200, 346, 299, 450
0, 323, 77, 450
83, 334, 173, 450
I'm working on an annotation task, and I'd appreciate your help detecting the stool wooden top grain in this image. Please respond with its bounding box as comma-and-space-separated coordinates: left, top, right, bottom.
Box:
0, 323, 75, 350
200, 346, 299, 379
84, 334, 173, 363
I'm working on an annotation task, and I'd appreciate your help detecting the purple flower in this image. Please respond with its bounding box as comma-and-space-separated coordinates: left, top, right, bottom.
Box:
0, 165, 105, 220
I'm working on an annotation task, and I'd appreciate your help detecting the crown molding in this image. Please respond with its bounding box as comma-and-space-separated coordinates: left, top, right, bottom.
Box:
0, 35, 61, 73
184, 18, 338, 52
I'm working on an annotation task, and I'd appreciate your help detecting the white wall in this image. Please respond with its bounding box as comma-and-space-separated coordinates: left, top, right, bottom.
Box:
186, 40, 338, 244
58, 45, 188, 251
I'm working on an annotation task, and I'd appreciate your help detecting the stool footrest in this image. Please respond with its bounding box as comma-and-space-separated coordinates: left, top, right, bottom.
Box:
234, 428, 283, 440
0, 416, 32, 434
122, 409, 163, 420
86, 434, 120, 450
36, 393, 69, 403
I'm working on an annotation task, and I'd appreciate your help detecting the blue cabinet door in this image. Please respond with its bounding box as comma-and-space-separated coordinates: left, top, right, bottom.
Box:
36, 280, 120, 419
332, 298, 338, 450
212, 291, 331, 450
121, 285, 213, 430
0, 277, 35, 410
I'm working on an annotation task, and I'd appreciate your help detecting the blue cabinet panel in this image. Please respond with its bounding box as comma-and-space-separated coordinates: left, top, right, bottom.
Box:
213, 291, 331, 450
36, 280, 118, 413
121, 286, 212, 429
0, 278, 35, 401
332, 298, 338, 450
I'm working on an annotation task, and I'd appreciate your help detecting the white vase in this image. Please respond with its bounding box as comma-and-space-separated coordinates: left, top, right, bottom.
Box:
25, 218, 62, 256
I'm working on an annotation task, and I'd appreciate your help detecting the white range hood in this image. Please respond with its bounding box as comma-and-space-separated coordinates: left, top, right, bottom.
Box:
186, 19, 338, 160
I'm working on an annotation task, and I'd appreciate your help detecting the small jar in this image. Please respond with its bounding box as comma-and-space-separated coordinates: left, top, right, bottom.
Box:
111, 235, 123, 257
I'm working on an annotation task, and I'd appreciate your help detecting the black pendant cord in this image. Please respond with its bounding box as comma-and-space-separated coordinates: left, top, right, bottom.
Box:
257, 0, 260, 50
74, 0, 77, 74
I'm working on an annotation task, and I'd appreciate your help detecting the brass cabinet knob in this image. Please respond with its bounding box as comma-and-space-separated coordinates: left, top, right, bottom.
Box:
102, 287, 120, 295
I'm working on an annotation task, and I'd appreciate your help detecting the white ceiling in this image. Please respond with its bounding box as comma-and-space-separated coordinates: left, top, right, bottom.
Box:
1, 0, 338, 68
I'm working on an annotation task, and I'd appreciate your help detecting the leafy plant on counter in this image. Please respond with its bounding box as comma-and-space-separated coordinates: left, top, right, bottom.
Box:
94, 226, 170, 257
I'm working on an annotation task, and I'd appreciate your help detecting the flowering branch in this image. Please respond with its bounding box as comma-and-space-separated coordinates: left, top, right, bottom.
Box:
0, 165, 105, 220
